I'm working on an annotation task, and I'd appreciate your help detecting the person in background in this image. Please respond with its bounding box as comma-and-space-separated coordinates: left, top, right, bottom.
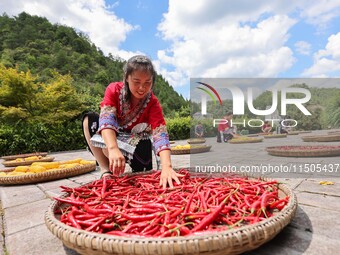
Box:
195, 121, 204, 138
277, 116, 291, 134
217, 111, 237, 142
82, 55, 182, 188
261, 120, 272, 133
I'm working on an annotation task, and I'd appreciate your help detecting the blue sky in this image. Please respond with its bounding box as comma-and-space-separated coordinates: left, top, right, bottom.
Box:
1, 0, 340, 98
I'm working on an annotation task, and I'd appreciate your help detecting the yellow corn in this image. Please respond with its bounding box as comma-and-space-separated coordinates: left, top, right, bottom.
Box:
61, 158, 83, 164
29, 165, 46, 173
80, 160, 96, 165
14, 166, 30, 172
31, 162, 60, 169
7, 171, 27, 176
59, 163, 81, 169
25, 156, 41, 161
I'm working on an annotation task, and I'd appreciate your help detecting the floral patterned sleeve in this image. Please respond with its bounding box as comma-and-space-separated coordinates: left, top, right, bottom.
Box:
97, 82, 121, 134
149, 98, 171, 155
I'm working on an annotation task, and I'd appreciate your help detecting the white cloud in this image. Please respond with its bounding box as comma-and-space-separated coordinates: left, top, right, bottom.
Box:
303, 32, 340, 77
299, 0, 340, 28
155, 0, 340, 88
157, 2, 297, 87
295, 41, 312, 55
0, 0, 136, 58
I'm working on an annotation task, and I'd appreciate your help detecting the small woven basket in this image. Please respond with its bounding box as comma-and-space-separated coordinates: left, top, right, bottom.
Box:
266, 145, 340, 157
171, 145, 211, 155
302, 134, 340, 142
246, 134, 259, 137
187, 138, 206, 144
287, 131, 299, 135
263, 134, 287, 139
45, 173, 297, 255
2, 156, 55, 167
228, 138, 263, 144
0, 163, 96, 185
0, 152, 48, 161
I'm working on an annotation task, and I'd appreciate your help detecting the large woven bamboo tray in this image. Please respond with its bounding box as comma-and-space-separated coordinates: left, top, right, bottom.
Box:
228, 137, 263, 144
257, 132, 272, 136
302, 134, 340, 142
187, 138, 206, 144
0, 152, 48, 161
328, 130, 340, 135
266, 145, 340, 157
297, 131, 312, 134
287, 131, 299, 135
0, 163, 96, 185
1, 156, 55, 167
263, 134, 287, 139
171, 145, 211, 155
45, 172, 297, 255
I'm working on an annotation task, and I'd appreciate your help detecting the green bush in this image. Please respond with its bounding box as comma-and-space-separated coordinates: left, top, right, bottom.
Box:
0, 121, 85, 156
166, 117, 191, 140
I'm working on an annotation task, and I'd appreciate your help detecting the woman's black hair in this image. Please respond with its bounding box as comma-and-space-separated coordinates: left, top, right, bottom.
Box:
123, 55, 156, 101
225, 111, 233, 116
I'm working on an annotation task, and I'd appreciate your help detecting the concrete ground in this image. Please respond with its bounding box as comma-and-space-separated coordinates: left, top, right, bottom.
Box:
0, 130, 339, 255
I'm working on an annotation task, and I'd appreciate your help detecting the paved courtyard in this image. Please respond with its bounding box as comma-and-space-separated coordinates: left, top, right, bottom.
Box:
0, 130, 339, 255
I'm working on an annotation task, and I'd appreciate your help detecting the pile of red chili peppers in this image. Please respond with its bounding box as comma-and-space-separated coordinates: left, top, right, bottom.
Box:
55, 169, 288, 237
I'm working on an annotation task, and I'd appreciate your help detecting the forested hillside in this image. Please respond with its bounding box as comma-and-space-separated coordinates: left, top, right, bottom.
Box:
252, 84, 340, 129
0, 12, 189, 118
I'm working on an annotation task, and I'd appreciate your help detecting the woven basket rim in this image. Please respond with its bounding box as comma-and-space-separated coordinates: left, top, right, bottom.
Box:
171, 145, 211, 155
44, 171, 297, 255
302, 134, 340, 142
0, 163, 96, 185
328, 131, 340, 135
266, 145, 340, 157
0, 152, 48, 161
2, 156, 55, 167
263, 134, 287, 138
287, 131, 299, 135
228, 138, 263, 144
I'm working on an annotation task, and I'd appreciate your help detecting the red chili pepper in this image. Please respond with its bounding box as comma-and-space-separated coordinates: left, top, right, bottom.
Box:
67, 210, 81, 229
191, 192, 232, 232
83, 203, 113, 215
119, 212, 160, 222
54, 197, 84, 207
85, 218, 106, 232
126, 207, 161, 214
260, 191, 277, 218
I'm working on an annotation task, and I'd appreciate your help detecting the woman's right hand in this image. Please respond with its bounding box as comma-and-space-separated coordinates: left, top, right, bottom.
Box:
108, 147, 126, 176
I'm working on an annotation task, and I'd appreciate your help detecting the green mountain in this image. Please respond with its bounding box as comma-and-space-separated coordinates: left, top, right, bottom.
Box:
252, 83, 340, 129
0, 12, 189, 117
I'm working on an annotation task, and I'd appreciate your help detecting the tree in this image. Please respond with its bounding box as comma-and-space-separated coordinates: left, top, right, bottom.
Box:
0, 65, 85, 124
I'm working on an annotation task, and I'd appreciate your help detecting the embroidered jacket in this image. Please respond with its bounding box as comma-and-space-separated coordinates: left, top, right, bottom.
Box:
98, 82, 170, 155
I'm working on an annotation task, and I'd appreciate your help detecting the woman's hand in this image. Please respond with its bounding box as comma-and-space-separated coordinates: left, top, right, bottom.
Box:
108, 147, 126, 176
159, 165, 183, 189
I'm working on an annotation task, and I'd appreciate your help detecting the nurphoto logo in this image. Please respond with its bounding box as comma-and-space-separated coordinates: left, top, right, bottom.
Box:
195, 80, 312, 128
